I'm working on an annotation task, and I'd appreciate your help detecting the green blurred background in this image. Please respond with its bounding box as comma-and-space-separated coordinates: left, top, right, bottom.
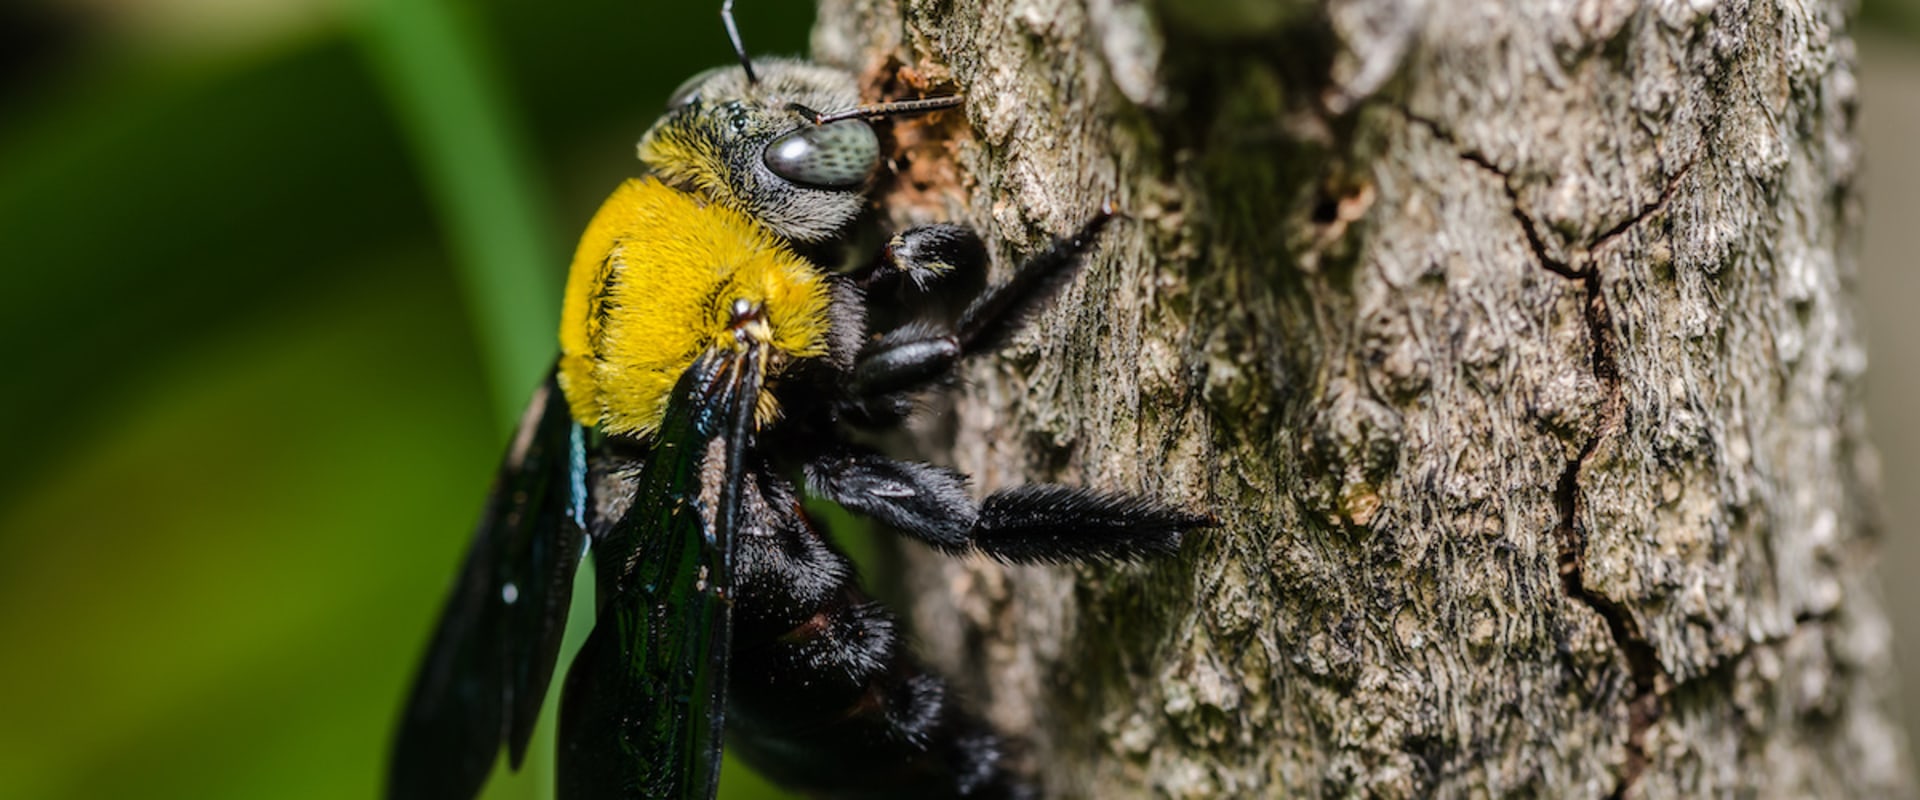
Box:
0, 0, 813, 797
1, 2, 1917, 799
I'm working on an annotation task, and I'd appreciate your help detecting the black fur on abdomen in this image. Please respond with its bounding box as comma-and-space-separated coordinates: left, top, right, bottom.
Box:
724, 469, 1031, 800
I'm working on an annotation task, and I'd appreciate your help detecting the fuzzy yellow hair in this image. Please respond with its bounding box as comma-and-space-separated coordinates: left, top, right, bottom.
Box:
556, 177, 829, 437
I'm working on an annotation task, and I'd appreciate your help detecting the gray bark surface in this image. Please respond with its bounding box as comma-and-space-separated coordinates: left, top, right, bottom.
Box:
812, 1, 1914, 796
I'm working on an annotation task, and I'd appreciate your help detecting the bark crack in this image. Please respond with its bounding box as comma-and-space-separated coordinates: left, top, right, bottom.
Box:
1591, 163, 1693, 256
1402, 109, 1579, 277
1402, 108, 1688, 799
1541, 234, 1662, 800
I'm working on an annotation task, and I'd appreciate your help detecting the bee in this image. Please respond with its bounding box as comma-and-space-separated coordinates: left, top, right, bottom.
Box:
387, 3, 1213, 798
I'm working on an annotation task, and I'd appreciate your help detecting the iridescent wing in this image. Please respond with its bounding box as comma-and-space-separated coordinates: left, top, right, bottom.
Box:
389, 370, 589, 800
558, 348, 760, 800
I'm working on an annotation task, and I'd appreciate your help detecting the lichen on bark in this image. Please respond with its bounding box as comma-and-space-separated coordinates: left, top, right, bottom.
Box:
812, 0, 1914, 796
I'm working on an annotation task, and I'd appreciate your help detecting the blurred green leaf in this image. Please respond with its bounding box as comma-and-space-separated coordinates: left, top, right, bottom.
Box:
356, 0, 559, 422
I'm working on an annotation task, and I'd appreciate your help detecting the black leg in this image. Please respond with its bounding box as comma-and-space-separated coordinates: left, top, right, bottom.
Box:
849, 321, 960, 400
805, 449, 1209, 564
970, 484, 1205, 564
953, 207, 1113, 355
728, 466, 1034, 799
839, 209, 1116, 426
804, 451, 978, 550
868, 223, 987, 289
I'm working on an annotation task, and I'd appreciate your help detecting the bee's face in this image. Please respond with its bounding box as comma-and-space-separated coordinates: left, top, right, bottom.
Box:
639, 60, 880, 243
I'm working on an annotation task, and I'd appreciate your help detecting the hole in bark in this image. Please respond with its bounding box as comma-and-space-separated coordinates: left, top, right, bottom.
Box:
1311, 195, 1340, 224
857, 55, 968, 217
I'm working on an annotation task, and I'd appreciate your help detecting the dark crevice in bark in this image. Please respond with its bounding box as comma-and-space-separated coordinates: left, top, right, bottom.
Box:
1403, 107, 1685, 800
1403, 109, 1579, 277
1548, 259, 1664, 800
1590, 163, 1692, 255
1460, 149, 1582, 279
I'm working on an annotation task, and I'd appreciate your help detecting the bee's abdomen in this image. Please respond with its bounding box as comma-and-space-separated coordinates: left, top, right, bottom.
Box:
727, 478, 1030, 800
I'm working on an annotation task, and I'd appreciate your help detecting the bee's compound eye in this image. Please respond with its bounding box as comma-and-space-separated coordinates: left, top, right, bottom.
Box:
762, 120, 879, 189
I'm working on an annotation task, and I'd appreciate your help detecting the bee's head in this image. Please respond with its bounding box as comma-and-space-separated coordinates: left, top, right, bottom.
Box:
638, 61, 875, 243
639, 60, 958, 243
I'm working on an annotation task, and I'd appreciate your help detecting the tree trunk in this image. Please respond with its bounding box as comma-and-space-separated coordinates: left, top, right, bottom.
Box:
812, 1, 1914, 797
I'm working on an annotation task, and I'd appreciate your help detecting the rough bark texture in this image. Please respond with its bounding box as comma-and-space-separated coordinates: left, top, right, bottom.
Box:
812, 1, 1914, 797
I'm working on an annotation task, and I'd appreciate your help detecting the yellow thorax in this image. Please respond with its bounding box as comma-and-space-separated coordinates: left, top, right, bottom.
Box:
556, 178, 830, 437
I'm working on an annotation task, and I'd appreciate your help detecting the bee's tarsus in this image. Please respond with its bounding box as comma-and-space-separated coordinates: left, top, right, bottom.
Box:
1074, 205, 1118, 246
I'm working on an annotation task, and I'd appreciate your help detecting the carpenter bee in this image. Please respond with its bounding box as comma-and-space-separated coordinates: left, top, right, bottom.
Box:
388, 4, 1212, 798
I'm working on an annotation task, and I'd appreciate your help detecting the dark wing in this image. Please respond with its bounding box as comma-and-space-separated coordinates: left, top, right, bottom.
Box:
389, 369, 590, 800
558, 347, 762, 800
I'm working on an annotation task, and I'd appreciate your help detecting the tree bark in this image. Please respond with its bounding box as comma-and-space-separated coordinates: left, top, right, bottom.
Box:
813, 1, 1914, 797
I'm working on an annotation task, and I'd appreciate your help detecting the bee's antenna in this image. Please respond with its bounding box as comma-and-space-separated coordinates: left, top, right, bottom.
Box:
721, 0, 759, 85
809, 95, 965, 125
